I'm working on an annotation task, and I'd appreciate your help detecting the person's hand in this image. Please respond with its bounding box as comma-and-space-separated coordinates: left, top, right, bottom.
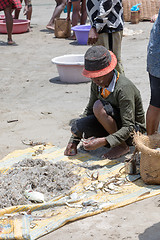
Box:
64, 142, 78, 156
82, 137, 107, 151
23, 5, 28, 16
87, 27, 99, 45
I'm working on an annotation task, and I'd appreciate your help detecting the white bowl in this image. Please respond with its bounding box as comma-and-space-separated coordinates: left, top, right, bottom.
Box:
52, 54, 90, 83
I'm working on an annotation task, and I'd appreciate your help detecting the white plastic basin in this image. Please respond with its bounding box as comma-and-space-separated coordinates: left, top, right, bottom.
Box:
52, 54, 90, 83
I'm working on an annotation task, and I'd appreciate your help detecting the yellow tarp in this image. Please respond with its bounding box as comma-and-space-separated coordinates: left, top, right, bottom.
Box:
0, 144, 160, 240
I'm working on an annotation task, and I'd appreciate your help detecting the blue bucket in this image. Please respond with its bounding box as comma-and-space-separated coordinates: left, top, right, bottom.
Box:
71, 25, 91, 45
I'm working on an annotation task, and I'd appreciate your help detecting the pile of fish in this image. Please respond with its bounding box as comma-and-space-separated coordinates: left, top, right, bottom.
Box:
0, 159, 80, 208
84, 171, 130, 195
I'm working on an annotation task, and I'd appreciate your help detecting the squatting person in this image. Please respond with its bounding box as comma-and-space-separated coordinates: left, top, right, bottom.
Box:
64, 46, 146, 159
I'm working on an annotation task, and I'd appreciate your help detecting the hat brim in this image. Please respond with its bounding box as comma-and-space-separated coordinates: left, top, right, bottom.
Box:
82, 51, 117, 78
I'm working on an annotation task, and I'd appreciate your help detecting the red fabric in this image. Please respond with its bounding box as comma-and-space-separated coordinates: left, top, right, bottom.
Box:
0, 0, 22, 11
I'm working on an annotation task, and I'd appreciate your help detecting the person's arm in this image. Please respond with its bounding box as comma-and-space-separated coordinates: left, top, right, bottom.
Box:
82, 81, 98, 116
82, 137, 107, 150
23, 0, 29, 15
82, 92, 135, 151
64, 82, 98, 155
88, 27, 99, 45
87, 0, 112, 45
105, 87, 142, 148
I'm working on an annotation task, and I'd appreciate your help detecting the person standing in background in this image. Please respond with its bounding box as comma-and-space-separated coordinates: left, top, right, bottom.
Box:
86, 0, 124, 74
46, 0, 67, 31
14, 0, 32, 31
67, 0, 87, 40
146, 9, 160, 135
0, 0, 28, 44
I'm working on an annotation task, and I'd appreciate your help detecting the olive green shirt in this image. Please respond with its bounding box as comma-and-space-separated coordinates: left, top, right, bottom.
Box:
71, 72, 146, 148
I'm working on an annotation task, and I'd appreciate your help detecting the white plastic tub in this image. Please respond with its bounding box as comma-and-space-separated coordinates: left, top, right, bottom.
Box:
51, 54, 90, 83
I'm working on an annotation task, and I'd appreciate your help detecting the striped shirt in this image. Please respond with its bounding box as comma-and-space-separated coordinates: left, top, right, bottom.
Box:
86, 0, 124, 33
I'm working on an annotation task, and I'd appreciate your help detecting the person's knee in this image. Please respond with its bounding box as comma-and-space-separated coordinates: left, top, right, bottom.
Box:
4, 7, 11, 15
61, 0, 67, 8
93, 100, 104, 117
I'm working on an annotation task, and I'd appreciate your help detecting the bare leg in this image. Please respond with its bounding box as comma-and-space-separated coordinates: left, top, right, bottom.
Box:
146, 104, 160, 135
93, 100, 118, 134
14, 8, 21, 19
80, 0, 87, 25
46, 0, 67, 30
14, 0, 22, 19
93, 100, 130, 159
27, 5, 32, 21
67, 0, 72, 20
4, 5, 14, 44
26, 5, 32, 31
70, 0, 81, 39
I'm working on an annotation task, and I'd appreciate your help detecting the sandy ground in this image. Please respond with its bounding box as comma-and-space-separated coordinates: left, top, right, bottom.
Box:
0, 1, 160, 239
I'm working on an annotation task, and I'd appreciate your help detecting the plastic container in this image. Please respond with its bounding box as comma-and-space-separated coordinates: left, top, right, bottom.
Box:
131, 3, 141, 11
131, 3, 141, 24
52, 54, 90, 83
71, 25, 91, 45
64, 4, 73, 13
0, 15, 5, 20
0, 19, 30, 34
131, 11, 140, 24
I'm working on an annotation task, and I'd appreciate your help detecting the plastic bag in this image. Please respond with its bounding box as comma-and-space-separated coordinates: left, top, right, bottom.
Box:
131, 3, 141, 11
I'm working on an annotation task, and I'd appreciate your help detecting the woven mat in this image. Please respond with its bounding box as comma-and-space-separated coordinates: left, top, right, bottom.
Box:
0, 144, 160, 240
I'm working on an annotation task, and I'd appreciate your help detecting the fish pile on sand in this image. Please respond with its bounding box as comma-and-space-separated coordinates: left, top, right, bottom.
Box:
0, 159, 80, 208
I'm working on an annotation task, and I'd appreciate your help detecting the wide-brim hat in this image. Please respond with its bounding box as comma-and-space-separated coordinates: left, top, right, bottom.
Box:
82, 46, 117, 78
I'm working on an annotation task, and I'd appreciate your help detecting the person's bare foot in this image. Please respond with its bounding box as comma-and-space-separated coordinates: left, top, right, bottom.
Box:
64, 142, 78, 156
46, 25, 54, 31
27, 26, 31, 32
102, 144, 130, 159
7, 39, 15, 45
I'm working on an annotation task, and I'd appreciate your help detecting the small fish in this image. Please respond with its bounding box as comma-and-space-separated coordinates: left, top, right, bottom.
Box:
97, 182, 104, 189
99, 202, 113, 209
82, 199, 98, 207
108, 183, 118, 190
103, 187, 111, 193
84, 184, 96, 192
109, 190, 121, 195
69, 192, 78, 200
24, 189, 45, 203
138, 191, 150, 198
